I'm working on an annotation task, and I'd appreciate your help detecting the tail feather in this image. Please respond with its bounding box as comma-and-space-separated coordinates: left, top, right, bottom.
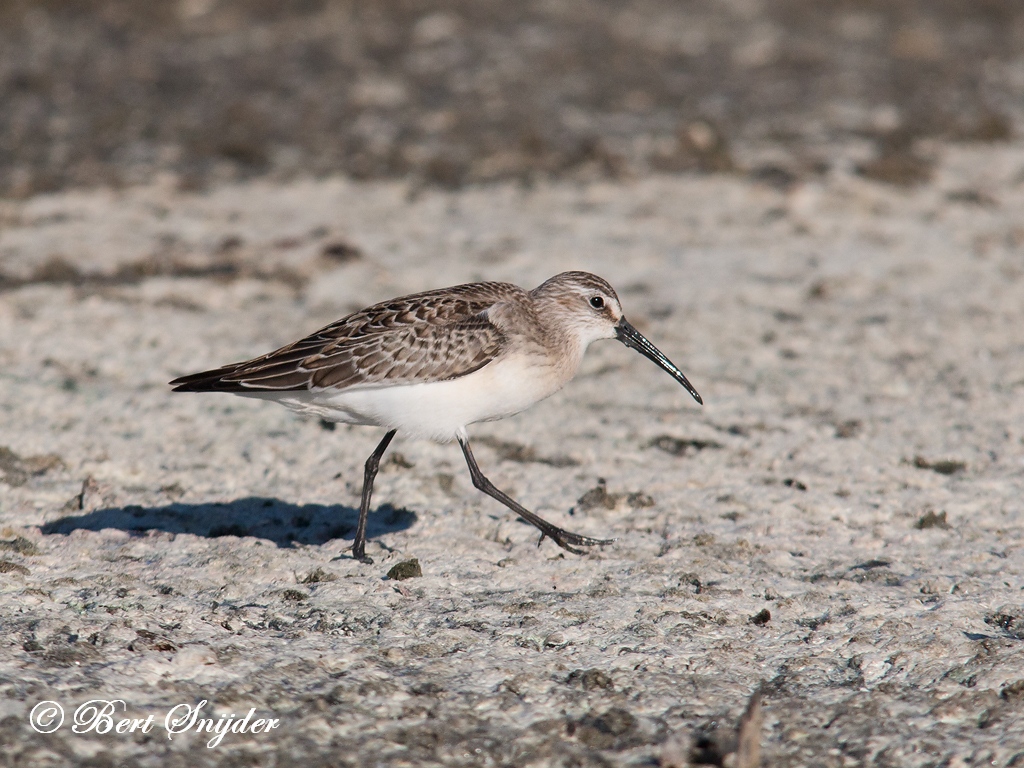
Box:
169, 366, 247, 392
170, 364, 314, 392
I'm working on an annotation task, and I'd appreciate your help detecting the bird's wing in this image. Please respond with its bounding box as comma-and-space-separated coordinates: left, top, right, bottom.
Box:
169, 283, 516, 392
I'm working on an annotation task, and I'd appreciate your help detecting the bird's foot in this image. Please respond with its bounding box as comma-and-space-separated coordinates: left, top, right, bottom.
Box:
351, 544, 375, 565
536, 525, 614, 556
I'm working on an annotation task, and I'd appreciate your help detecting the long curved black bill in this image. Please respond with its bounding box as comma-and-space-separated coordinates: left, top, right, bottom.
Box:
615, 318, 703, 405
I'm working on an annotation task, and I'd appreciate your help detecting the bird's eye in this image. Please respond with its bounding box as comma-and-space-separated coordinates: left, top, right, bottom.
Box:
589, 296, 605, 309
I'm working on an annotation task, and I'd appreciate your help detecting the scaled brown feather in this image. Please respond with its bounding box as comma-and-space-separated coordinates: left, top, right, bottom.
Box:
169, 282, 516, 393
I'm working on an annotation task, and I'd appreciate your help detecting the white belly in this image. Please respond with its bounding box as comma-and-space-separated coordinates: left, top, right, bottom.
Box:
242, 353, 570, 442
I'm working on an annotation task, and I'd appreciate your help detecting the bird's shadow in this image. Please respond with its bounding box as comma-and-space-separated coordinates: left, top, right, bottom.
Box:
40, 497, 417, 549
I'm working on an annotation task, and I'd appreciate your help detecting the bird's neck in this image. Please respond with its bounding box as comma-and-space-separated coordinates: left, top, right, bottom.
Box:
531, 299, 590, 375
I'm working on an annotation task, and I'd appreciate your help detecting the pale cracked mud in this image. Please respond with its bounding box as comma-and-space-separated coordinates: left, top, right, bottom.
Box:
1, 140, 1023, 766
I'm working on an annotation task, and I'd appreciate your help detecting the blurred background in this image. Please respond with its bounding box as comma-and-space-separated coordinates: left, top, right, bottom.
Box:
0, 0, 1021, 198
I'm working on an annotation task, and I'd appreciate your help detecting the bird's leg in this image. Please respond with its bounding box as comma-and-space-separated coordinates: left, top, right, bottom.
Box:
457, 434, 613, 555
352, 429, 397, 563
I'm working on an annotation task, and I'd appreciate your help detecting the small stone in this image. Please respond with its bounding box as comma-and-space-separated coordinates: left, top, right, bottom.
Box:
626, 491, 655, 508
321, 241, 363, 262
915, 510, 950, 530
834, 420, 861, 438
0, 537, 40, 556
301, 567, 338, 584
571, 707, 640, 750
1000, 680, 1024, 700
387, 558, 422, 580
913, 456, 965, 475
575, 479, 619, 511
567, 668, 614, 691
543, 632, 566, 648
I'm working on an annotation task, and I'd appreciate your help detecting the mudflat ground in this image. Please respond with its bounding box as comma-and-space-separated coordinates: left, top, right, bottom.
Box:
2, 0, 1022, 196
2, 2, 1024, 766
1, 138, 1023, 766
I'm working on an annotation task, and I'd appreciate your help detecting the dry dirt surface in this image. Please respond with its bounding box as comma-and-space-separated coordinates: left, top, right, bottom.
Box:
1, 0, 1022, 196
1, 133, 1024, 766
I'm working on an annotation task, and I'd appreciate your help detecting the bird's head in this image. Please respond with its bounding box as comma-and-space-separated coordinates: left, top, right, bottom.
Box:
531, 271, 702, 404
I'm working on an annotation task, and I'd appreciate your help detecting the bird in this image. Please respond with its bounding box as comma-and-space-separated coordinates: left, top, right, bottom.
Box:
169, 271, 702, 563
